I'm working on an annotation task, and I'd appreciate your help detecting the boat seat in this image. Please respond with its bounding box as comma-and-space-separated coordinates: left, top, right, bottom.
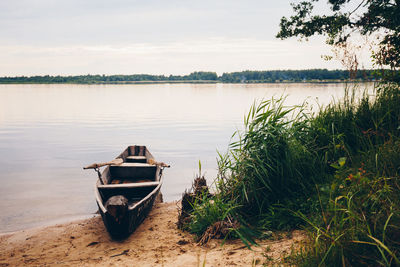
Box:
109, 163, 157, 179
126, 156, 147, 163
119, 163, 153, 167
111, 178, 154, 184
98, 181, 160, 189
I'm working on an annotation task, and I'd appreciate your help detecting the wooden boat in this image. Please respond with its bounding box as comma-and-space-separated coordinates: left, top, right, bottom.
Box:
84, 145, 169, 239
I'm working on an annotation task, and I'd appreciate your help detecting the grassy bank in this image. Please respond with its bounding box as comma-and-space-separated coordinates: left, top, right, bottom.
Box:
183, 82, 400, 266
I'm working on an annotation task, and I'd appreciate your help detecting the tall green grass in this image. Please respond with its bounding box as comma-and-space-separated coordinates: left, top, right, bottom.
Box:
216, 97, 328, 229
186, 82, 400, 265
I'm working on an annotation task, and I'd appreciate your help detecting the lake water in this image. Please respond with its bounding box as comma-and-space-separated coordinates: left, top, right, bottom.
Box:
0, 83, 373, 232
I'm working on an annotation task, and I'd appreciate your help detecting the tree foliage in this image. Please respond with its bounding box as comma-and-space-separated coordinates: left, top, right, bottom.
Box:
277, 0, 400, 70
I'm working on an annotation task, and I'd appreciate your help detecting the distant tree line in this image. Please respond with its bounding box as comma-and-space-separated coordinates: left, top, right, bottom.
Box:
0, 72, 218, 84
219, 69, 377, 82
0, 69, 381, 84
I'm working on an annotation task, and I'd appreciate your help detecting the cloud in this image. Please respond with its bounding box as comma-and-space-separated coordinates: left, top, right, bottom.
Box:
0, 37, 352, 76
0, 0, 291, 46
0, 0, 372, 75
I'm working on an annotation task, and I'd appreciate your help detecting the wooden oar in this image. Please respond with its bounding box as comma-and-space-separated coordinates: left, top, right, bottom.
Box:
148, 158, 170, 168
83, 158, 123, 170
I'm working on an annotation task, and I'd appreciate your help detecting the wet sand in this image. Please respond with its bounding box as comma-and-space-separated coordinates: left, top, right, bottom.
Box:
0, 202, 305, 266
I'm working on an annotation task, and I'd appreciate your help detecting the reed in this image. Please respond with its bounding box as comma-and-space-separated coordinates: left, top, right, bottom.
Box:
215, 95, 338, 231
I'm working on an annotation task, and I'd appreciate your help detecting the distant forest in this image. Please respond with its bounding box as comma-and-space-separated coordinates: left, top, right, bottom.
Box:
0, 69, 379, 84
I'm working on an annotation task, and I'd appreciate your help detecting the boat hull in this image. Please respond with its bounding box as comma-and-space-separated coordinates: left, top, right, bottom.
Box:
96, 185, 160, 238
93, 145, 164, 239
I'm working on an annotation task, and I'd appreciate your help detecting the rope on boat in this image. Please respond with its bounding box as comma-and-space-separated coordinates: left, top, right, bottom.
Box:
94, 167, 104, 185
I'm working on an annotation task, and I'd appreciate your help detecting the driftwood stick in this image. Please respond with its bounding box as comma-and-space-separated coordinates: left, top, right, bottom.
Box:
83, 158, 123, 170
110, 249, 130, 258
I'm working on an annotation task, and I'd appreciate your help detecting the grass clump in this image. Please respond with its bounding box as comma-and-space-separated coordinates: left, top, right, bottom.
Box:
184, 192, 258, 247
178, 162, 258, 246
182, 82, 400, 265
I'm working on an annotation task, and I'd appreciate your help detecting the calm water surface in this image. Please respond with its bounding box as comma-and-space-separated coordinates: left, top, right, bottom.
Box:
0, 83, 372, 232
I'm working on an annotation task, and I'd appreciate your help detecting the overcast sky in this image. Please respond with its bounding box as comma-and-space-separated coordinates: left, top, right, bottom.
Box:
0, 0, 372, 76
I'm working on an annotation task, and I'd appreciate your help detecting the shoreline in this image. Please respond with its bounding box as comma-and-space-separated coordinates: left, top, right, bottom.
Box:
0, 201, 306, 266
0, 213, 97, 237
0, 80, 374, 85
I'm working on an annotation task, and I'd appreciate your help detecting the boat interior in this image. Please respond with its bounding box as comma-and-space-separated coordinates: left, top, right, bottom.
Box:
97, 146, 161, 206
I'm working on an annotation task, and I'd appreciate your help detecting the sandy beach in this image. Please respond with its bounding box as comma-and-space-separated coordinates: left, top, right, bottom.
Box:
0, 202, 305, 266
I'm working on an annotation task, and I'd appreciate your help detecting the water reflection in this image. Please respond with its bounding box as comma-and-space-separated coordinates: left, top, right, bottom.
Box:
0, 83, 373, 232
